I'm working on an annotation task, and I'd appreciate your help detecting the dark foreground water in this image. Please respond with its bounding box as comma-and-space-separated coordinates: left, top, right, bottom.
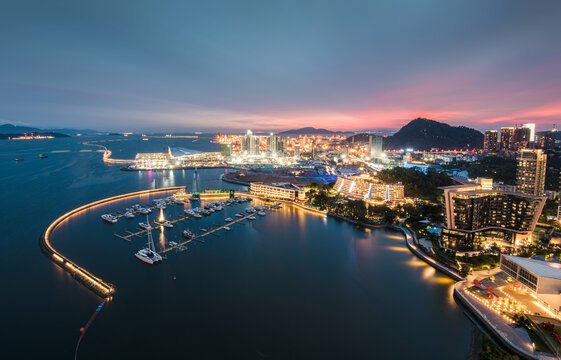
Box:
1, 135, 472, 359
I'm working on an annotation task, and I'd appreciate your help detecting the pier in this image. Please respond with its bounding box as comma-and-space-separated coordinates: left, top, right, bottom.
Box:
39, 186, 183, 298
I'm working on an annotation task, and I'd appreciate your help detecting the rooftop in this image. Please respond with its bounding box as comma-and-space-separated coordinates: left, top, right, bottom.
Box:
503, 255, 561, 280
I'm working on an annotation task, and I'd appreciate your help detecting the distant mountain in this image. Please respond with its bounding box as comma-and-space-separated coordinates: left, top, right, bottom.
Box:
0, 123, 100, 135
278, 127, 354, 136
383, 118, 484, 150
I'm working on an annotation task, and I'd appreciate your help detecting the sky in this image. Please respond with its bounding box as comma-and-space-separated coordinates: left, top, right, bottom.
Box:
1, 0, 561, 132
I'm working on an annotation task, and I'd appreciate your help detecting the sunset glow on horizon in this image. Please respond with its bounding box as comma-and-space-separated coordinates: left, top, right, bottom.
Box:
1, 1, 561, 132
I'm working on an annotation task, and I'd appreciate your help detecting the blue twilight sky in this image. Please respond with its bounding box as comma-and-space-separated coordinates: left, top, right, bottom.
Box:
1, 0, 561, 132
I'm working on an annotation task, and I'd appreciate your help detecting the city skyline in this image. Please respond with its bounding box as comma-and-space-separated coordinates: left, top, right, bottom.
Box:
2, 1, 561, 132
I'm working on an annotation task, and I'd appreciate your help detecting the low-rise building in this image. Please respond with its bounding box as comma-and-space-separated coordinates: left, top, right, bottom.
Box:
333, 176, 404, 202
249, 182, 306, 201
500, 254, 561, 314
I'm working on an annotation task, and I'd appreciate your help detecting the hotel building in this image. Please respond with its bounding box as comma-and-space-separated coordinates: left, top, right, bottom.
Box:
249, 182, 307, 201
441, 182, 546, 251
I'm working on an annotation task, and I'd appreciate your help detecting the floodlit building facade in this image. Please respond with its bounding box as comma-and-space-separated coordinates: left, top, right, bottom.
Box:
333, 176, 404, 202
249, 182, 306, 201
516, 149, 547, 196
441, 182, 546, 251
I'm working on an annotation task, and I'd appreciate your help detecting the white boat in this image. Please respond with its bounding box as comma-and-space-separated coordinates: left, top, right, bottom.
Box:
215, 206, 223, 211
224, 226, 231, 231
156, 204, 166, 210
193, 213, 202, 219
139, 222, 152, 230
176, 245, 188, 253
248, 216, 256, 220
235, 213, 244, 218
245, 208, 255, 213
101, 214, 118, 223
124, 212, 135, 219
168, 241, 178, 247
183, 230, 195, 239
184, 209, 196, 216
200, 228, 208, 232
134, 228, 162, 264
163, 221, 173, 229
174, 198, 184, 205
257, 212, 266, 216
225, 217, 233, 222
139, 208, 151, 215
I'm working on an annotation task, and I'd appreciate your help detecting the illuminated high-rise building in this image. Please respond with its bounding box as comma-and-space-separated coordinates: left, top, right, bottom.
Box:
441, 182, 546, 250
513, 126, 531, 150
523, 123, 536, 143
516, 149, 547, 196
484, 130, 499, 153
500, 127, 515, 151
368, 135, 383, 160
241, 130, 260, 156
294, 143, 301, 158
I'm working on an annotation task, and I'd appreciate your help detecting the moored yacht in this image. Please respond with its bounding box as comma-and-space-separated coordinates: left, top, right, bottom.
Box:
225, 217, 233, 222
135, 227, 162, 264
235, 213, 244, 218
257, 211, 266, 216
139, 222, 152, 230
183, 229, 195, 239
124, 212, 135, 219
163, 221, 173, 229
174, 198, 184, 205
101, 214, 118, 223
224, 226, 232, 231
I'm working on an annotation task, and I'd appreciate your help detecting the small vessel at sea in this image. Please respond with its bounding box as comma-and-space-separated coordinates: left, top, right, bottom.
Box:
167, 241, 178, 247
248, 216, 256, 220
176, 245, 188, 253
139, 208, 151, 215
174, 198, 184, 205
135, 227, 162, 264
193, 213, 202, 219
224, 226, 231, 231
200, 228, 208, 233
101, 214, 118, 223
139, 222, 152, 230
235, 213, 244, 218
163, 221, 173, 229
225, 217, 233, 222
124, 212, 135, 219
14, 158, 24, 162
39, 154, 48, 159
184, 209, 195, 216
257, 211, 266, 216
183, 229, 195, 239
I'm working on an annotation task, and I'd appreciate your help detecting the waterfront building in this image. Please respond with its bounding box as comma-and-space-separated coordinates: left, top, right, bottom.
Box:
441, 182, 546, 251
500, 254, 561, 313
134, 151, 172, 169
220, 142, 232, 157
516, 149, 547, 196
368, 135, 383, 160
249, 182, 306, 201
241, 130, 261, 156
333, 176, 405, 202
483, 130, 499, 153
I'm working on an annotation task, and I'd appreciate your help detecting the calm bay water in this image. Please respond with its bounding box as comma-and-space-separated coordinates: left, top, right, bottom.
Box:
0, 135, 472, 359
